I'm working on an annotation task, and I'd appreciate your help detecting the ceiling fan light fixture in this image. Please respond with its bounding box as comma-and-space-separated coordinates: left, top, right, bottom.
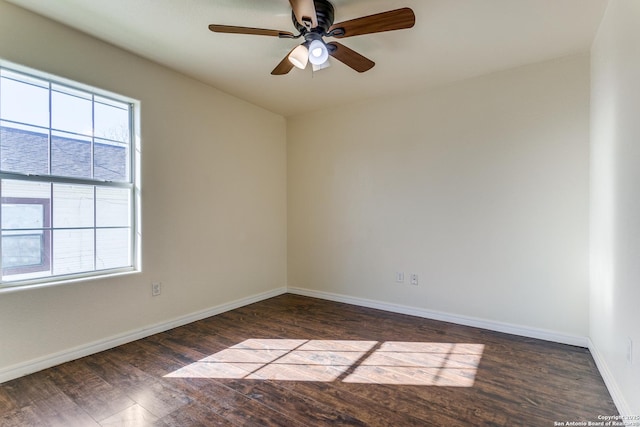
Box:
308, 39, 329, 65
288, 44, 309, 69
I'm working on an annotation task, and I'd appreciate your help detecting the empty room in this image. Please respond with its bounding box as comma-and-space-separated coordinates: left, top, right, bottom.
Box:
0, 0, 638, 425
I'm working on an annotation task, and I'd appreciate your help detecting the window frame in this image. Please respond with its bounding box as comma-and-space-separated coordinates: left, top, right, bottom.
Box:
0, 61, 140, 290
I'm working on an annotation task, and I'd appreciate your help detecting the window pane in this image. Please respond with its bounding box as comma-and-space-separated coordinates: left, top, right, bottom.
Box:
51, 131, 91, 178
0, 123, 49, 175
1, 180, 52, 242
94, 140, 128, 181
51, 87, 92, 136
52, 229, 94, 275
2, 232, 45, 268
96, 187, 129, 227
96, 228, 130, 270
95, 98, 129, 143
1, 180, 52, 278
0, 71, 49, 128
1, 230, 51, 281
53, 184, 94, 228
2, 203, 44, 230
1, 180, 51, 210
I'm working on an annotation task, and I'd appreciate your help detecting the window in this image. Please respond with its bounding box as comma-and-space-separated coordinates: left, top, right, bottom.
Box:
1, 197, 51, 275
0, 64, 139, 287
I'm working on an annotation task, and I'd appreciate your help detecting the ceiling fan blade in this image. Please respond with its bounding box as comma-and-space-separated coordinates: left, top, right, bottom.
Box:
327, 42, 375, 73
271, 47, 297, 75
329, 8, 415, 38
209, 24, 294, 38
289, 0, 318, 28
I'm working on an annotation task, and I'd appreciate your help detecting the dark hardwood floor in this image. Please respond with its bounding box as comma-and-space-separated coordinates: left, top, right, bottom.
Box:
0, 294, 618, 426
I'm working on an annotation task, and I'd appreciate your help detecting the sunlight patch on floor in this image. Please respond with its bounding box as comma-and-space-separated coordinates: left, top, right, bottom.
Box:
164, 339, 484, 387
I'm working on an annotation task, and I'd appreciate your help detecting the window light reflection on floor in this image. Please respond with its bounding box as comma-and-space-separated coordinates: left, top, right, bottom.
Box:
164, 339, 484, 387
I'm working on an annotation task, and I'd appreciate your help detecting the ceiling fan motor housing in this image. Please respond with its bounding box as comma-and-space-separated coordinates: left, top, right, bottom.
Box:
293, 0, 335, 37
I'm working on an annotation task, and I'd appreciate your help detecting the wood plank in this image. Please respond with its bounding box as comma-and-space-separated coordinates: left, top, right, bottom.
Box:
45, 359, 136, 422
0, 370, 61, 408
0, 386, 17, 413
98, 404, 157, 427
16, 392, 100, 427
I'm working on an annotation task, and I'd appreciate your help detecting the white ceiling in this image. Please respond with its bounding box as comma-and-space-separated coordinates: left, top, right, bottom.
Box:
6, 0, 608, 117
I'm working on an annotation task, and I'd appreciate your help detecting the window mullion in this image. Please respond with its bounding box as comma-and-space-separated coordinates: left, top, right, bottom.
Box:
92, 96, 97, 272
48, 83, 53, 277
93, 185, 97, 272
49, 182, 54, 277
48, 81, 52, 176
91, 94, 95, 180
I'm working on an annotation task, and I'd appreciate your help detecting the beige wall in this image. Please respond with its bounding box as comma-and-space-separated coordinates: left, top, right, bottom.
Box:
0, 2, 287, 372
288, 55, 591, 338
590, 0, 640, 415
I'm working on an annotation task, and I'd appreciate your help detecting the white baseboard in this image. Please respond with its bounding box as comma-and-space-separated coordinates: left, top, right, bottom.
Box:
588, 338, 632, 419
287, 287, 588, 347
0, 287, 287, 384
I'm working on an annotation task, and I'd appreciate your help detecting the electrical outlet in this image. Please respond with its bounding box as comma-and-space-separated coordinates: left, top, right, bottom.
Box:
627, 337, 633, 364
410, 274, 418, 286
152, 282, 162, 296
395, 272, 405, 283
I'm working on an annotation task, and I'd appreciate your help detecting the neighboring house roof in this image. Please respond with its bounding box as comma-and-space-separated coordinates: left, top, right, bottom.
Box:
0, 125, 127, 181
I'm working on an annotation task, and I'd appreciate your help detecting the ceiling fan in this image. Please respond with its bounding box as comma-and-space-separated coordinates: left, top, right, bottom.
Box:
209, 0, 416, 75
